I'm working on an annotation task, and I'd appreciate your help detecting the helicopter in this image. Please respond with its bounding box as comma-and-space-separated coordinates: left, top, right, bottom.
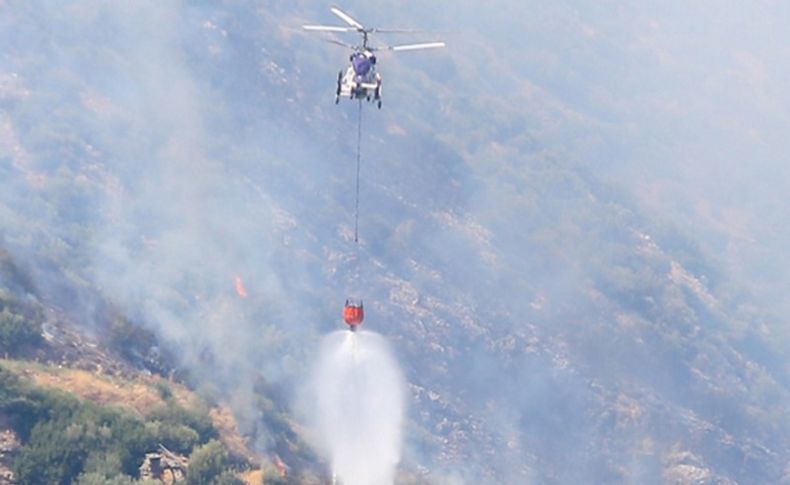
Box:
303, 6, 445, 108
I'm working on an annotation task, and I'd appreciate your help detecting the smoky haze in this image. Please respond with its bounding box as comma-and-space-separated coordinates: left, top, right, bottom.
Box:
0, 0, 332, 435
2, 0, 790, 483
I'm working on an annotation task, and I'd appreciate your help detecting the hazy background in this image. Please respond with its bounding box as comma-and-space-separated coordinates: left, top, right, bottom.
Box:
2, 1, 790, 482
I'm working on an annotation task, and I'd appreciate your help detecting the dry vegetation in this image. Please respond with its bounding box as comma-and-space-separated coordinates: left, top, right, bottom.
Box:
0, 359, 266, 466
3, 359, 165, 417
238, 469, 264, 484
210, 406, 258, 464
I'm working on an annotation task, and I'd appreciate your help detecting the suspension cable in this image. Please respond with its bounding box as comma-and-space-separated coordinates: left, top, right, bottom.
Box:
354, 99, 362, 244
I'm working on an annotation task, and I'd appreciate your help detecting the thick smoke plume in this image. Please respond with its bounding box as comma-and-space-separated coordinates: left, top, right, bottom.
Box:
308, 330, 405, 485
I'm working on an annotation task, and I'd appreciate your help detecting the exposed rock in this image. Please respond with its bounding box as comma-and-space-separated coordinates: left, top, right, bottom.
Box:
139, 445, 189, 484
0, 428, 20, 485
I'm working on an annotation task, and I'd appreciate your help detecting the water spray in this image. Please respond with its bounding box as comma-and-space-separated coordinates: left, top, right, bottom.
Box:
308, 330, 405, 485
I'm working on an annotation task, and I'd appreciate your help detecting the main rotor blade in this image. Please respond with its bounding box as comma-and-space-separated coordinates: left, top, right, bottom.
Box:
303, 24, 355, 33
380, 41, 446, 52
372, 28, 438, 34
323, 38, 357, 49
330, 6, 365, 30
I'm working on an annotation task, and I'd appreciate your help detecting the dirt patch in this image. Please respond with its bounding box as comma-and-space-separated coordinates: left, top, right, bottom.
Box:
3, 360, 165, 417
210, 406, 261, 464
238, 469, 263, 484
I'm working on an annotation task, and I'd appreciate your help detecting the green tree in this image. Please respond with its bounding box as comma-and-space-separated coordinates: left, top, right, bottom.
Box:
75, 471, 137, 485
82, 450, 124, 478
0, 307, 42, 353
12, 394, 154, 483
150, 404, 218, 447
145, 420, 200, 454
186, 440, 230, 485
1, 365, 235, 483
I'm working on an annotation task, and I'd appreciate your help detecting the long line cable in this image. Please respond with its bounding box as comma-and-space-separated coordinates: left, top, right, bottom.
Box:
354, 99, 362, 244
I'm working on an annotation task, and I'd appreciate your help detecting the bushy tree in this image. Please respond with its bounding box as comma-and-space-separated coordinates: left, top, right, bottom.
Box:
0, 250, 35, 294
150, 404, 218, 446
107, 316, 158, 365
154, 380, 173, 400
13, 401, 155, 484
262, 467, 290, 485
13, 417, 87, 484
1, 361, 230, 483
144, 419, 200, 454
82, 450, 124, 478
0, 306, 42, 353
186, 440, 231, 485
75, 471, 136, 485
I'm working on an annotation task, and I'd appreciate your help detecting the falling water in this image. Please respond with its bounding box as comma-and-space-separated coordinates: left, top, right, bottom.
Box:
309, 330, 405, 485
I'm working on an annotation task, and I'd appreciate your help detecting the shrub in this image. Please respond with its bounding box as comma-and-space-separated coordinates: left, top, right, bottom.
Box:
154, 380, 173, 400
150, 404, 218, 445
186, 440, 230, 485
145, 420, 200, 455
0, 307, 42, 354
107, 316, 157, 365
0, 249, 35, 294
75, 471, 137, 485
13, 401, 155, 484
83, 450, 125, 477
0, 365, 228, 483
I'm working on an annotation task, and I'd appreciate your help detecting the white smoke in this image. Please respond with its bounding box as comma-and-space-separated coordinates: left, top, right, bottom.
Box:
308, 330, 405, 485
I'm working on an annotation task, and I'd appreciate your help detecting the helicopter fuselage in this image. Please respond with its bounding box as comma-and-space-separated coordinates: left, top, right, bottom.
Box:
336, 51, 382, 107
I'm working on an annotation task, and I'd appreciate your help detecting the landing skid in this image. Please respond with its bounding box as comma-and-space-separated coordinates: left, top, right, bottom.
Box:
335, 71, 342, 104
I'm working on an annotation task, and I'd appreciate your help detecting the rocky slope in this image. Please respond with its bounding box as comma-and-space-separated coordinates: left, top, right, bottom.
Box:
1, 2, 789, 483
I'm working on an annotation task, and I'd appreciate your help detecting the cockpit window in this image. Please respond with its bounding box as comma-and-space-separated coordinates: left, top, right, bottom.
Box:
351, 54, 372, 76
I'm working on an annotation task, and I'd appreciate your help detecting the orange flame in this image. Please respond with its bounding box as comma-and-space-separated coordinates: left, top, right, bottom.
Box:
234, 276, 248, 298
273, 454, 288, 477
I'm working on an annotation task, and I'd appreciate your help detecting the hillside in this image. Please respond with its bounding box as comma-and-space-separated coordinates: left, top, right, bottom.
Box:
2, 1, 790, 484
0, 285, 302, 483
